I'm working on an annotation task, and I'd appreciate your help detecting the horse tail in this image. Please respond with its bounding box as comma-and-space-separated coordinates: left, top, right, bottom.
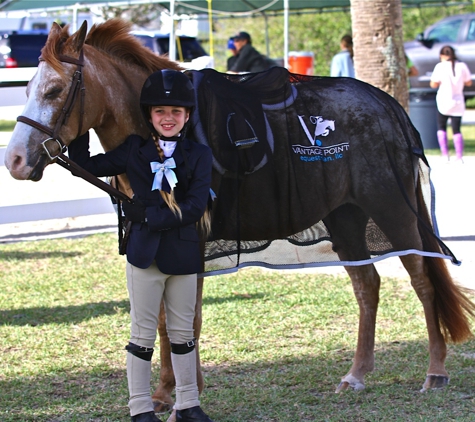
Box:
416, 178, 475, 343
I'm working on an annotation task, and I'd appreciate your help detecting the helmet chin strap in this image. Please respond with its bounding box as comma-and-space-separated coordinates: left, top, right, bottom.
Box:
159, 133, 183, 142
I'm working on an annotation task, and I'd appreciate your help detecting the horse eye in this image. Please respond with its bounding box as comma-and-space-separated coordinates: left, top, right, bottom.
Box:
45, 87, 62, 99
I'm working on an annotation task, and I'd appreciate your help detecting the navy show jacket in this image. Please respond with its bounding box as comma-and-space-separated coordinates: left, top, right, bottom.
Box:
68, 132, 212, 275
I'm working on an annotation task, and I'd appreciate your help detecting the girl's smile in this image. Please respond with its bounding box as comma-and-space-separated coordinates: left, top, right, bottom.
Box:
150, 105, 189, 138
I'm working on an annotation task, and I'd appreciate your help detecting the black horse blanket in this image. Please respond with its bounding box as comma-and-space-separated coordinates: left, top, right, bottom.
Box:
188, 68, 457, 276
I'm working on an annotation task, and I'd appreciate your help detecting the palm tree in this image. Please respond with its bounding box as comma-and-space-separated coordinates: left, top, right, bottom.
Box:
351, 0, 408, 110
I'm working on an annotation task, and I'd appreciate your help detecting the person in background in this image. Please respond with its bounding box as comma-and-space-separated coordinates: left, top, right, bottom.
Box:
330, 34, 355, 78
226, 37, 238, 71
68, 70, 214, 422
227, 31, 277, 73
430, 45, 472, 162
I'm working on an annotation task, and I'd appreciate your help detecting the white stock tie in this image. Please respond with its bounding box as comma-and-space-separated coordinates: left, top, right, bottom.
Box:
150, 158, 178, 191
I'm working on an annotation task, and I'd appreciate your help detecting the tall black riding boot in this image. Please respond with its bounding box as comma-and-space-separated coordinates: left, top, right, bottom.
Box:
176, 405, 214, 422
131, 411, 160, 422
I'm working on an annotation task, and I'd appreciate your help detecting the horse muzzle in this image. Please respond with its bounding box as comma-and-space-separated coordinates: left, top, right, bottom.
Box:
4, 139, 54, 181
28, 153, 51, 181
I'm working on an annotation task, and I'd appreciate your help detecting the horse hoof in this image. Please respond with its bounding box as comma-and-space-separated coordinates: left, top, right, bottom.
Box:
335, 374, 366, 393
153, 400, 173, 414
420, 375, 449, 392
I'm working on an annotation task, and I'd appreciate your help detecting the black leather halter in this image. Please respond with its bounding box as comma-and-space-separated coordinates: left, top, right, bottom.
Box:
16, 50, 86, 160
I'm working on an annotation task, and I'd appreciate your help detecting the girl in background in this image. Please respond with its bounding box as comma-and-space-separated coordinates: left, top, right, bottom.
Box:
430, 45, 472, 162
330, 34, 355, 78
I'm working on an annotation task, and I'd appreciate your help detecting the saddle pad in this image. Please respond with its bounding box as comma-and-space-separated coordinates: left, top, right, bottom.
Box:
190, 68, 292, 174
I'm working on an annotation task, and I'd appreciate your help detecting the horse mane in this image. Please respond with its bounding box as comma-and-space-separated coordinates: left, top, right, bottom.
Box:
41, 19, 182, 75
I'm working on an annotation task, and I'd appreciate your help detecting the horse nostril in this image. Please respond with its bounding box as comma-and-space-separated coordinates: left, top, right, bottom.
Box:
12, 154, 25, 171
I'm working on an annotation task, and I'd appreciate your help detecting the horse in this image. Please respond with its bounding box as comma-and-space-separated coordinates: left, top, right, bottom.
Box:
4, 18, 475, 415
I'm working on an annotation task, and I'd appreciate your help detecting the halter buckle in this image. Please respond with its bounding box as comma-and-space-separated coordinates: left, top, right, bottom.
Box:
41, 138, 67, 160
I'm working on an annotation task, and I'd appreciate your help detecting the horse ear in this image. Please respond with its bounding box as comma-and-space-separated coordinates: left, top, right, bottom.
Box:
70, 20, 88, 53
49, 22, 63, 37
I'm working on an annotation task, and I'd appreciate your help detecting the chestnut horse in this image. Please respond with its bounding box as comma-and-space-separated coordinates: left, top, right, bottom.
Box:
4, 18, 475, 415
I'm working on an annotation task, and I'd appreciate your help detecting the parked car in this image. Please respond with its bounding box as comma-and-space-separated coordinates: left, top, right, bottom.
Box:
404, 13, 475, 96
0, 30, 48, 68
131, 31, 208, 62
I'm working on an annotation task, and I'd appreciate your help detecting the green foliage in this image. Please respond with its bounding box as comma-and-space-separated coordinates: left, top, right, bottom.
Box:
0, 234, 474, 421
203, 5, 475, 74
0, 120, 16, 132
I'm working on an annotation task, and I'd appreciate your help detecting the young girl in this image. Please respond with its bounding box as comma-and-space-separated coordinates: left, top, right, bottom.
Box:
68, 70, 214, 422
330, 34, 355, 78
430, 45, 472, 162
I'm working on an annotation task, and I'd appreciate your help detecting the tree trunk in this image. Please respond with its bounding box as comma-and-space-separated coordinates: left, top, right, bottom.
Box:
350, 0, 408, 110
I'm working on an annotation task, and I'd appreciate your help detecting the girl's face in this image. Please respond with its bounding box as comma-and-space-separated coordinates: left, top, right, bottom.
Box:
150, 105, 189, 138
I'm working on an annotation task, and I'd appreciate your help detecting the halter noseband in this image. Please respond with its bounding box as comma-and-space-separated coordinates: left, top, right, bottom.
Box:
17, 50, 86, 160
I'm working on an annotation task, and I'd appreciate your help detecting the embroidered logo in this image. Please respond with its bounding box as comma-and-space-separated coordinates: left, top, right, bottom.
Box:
293, 115, 349, 162
298, 115, 335, 144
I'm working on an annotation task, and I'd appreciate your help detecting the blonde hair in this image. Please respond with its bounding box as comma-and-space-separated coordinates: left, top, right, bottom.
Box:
151, 132, 212, 238
151, 132, 183, 219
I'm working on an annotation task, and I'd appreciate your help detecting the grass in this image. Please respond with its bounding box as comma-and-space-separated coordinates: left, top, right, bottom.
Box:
1, 233, 474, 421
0, 120, 16, 132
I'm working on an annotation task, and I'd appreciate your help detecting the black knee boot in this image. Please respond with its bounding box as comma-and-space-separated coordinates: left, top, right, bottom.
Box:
176, 406, 214, 422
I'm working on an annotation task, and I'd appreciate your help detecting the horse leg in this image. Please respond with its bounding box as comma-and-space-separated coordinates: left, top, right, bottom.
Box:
398, 254, 448, 391
397, 179, 474, 388
152, 301, 174, 412
336, 264, 380, 392
323, 204, 381, 392
368, 179, 475, 391
152, 277, 204, 413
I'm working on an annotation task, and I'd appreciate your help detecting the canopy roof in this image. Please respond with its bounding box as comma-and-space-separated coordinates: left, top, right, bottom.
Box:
0, 0, 471, 14
1, 0, 469, 65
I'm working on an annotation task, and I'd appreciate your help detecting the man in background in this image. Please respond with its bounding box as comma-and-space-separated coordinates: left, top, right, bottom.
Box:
227, 31, 277, 73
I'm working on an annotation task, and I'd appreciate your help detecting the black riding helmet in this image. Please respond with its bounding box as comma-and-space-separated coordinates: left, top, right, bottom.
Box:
140, 69, 195, 139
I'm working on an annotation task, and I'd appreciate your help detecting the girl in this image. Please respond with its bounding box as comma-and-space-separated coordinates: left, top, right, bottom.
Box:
430, 45, 472, 162
68, 70, 214, 422
330, 34, 355, 78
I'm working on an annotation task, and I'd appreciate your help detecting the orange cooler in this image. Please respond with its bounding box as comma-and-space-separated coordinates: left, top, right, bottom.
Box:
288, 51, 314, 75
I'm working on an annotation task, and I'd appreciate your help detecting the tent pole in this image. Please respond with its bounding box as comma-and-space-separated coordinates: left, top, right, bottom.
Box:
72, 3, 78, 32
284, 0, 289, 68
264, 13, 270, 57
207, 0, 214, 58
169, 0, 176, 61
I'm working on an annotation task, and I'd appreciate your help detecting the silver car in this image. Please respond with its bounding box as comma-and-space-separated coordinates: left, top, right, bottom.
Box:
404, 13, 475, 96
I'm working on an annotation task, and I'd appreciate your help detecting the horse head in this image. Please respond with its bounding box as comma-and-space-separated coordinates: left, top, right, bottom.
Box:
5, 21, 89, 181
4, 18, 181, 182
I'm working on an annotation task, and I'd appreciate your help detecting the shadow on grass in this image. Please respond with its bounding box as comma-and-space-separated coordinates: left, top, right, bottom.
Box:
0, 294, 264, 327
0, 300, 129, 326
0, 250, 83, 260
203, 293, 265, 305
1, 338, 474, 422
